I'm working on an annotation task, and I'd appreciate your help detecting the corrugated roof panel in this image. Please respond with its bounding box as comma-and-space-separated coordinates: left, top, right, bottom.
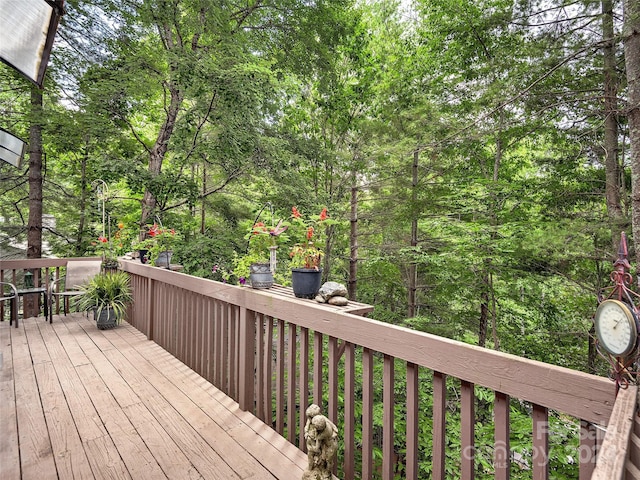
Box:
0, 0, 62, 87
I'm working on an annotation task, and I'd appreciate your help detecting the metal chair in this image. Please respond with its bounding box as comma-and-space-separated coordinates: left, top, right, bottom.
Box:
48, 259, 102, 323
0, 281, 18, 327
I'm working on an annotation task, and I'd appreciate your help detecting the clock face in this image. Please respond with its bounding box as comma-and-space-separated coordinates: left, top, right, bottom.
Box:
594, 299, 638, 357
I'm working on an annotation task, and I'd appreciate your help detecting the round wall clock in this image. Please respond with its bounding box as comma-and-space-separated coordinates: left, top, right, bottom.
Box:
594, 299, 638, 357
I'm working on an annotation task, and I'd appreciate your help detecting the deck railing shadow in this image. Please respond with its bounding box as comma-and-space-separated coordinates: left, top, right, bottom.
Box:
1, 258, 625, 479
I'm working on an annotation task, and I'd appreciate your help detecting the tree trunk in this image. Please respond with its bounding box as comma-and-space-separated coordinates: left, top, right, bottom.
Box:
140, 82, 184, 225
348, 170, 358, 300
479, 281, 489, 348
25, 86, 44, 317
603, 0, 624, 252
408, 150, 419, 318
624, 0, 640, 268
479, 109, 503, 348
201, 162, 207, 234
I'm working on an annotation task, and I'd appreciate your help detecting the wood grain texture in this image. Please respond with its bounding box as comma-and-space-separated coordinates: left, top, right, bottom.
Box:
406, 362, 419, 480
26, 321, 94, 480
0, 306, 20, 479
591, 385, 638, 480
11, 322, 57, 480
432, 371, 446, 480
1, 314, 306, 480
532, 404, 549, 480
121, 259, 615, 425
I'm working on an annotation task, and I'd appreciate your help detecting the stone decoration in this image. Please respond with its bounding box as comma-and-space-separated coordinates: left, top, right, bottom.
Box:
315, 281, 348, 305
328, 296, 348, 306
302, 404, 339, 480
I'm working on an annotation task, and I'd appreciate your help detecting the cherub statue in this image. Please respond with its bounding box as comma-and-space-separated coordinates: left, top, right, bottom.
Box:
302, 404, 338, 480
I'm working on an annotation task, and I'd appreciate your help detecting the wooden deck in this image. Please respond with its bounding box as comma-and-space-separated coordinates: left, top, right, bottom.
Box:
0, 313, 307, 480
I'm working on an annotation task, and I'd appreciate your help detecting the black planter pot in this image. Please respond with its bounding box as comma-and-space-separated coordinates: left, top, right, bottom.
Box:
249, 263, 274, 289
96, 306, 118, 330
291, 268, 322, 299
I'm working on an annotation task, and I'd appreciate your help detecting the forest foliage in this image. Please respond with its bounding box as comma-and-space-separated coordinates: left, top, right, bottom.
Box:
0, 0, 628, 374
2, 0, 638, 477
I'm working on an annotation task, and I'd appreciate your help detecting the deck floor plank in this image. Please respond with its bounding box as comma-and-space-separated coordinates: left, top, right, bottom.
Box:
80, 346, 242, 479
109, 319, 308, 478
10, 321, 57, 480
37, 318, 131, 480
0, 317, 20, 479
70, 332, 171, 480
79, 318, 262, 480
2, 314, 305, 480
23, 320, 95, 480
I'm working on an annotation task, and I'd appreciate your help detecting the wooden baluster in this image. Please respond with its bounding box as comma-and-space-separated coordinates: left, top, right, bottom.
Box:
579, 420, 597, 480
532, 403, 549, 480
264, 315, 275, 427
313, 331, 323, 406
344, 342, 356, 479
461, 380, 475, 480
362, 348, 374, 480
299, 326, 309, 449
276, 319, 285, 435
383, 354, 395, 479
256, 312, 266, 421
287, 322, 297, 443
494, 392, 510, 480
238, 306, 255, 412
432, 371, 447, 480
406, 362, 419, 480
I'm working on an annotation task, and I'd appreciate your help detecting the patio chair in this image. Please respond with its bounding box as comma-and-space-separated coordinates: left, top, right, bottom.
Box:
48, 259, 102, 323
0, 281, 18, 327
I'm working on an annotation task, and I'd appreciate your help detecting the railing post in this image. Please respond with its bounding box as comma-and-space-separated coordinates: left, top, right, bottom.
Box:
591, 385, 638, 479
238, 306, 255, 412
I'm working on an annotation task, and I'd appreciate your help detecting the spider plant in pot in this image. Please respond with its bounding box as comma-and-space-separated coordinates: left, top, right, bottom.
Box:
77, 271, 133, 330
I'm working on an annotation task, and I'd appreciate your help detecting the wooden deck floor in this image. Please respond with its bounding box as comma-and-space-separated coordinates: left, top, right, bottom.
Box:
0, 313, 307, 480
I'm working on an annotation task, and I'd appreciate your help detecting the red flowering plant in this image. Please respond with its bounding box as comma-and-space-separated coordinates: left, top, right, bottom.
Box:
134, 223, 178, 264
93, 222, 130, 268
287, 206, 334, 270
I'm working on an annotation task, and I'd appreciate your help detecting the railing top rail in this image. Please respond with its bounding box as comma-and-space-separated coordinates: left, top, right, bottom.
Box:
1, 257, 102, 269
120, 259, 616, 425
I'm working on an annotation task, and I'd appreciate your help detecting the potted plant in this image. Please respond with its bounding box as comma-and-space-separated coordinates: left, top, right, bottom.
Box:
77, 271, 133, 330
287, 206, 333, 298
95, 234, 119, 272
235, 219, 288, 289
133, 223, 178, 267
95, 221, 132, 271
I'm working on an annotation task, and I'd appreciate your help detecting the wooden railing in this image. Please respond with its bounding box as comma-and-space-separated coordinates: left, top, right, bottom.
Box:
591, 385, 639, 480
0, 258, 624, 478
117, 259, 618, 480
